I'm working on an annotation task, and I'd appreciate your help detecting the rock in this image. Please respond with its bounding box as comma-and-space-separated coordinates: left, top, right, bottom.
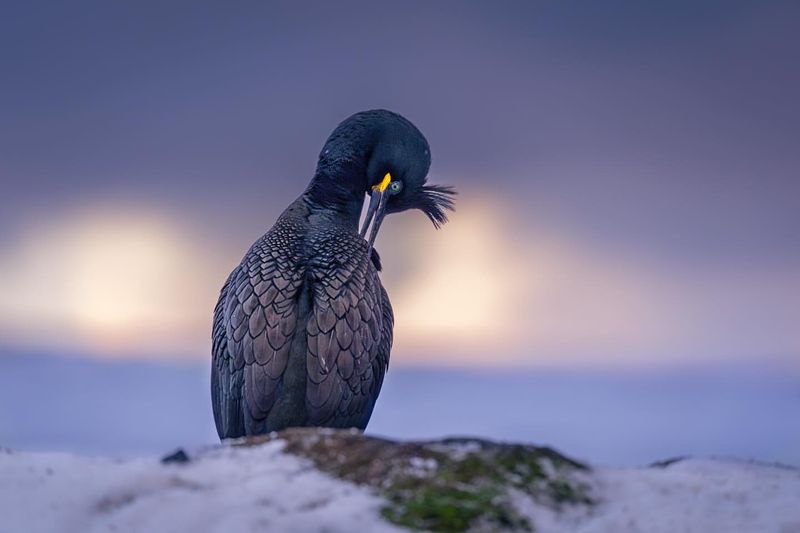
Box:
160, 448, 191, 464
649, 456, 688, 468
238, 428, 594, 531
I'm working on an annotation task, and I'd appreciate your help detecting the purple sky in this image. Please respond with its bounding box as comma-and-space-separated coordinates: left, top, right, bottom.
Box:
0, 1, 798, 368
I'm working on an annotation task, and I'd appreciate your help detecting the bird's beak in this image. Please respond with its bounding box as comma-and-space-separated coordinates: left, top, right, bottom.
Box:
359, 173, 391, 253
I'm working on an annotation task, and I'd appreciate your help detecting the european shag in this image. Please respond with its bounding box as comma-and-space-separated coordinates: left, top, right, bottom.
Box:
211, 109, 455, 439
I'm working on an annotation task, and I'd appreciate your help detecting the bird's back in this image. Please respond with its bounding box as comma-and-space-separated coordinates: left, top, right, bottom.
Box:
211, 197, 393, 439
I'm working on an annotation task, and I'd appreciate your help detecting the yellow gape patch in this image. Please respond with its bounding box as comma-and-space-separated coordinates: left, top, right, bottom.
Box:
373, 172, 392, 192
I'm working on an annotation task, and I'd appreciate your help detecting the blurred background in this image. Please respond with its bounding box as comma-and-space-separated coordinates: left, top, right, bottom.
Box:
0, 1, 798, 466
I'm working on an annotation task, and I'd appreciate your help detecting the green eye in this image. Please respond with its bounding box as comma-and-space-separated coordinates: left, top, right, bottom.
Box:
389, 180, 403, 194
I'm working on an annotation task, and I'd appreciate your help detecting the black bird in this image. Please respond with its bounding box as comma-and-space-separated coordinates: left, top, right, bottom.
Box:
212, 110, 455, 439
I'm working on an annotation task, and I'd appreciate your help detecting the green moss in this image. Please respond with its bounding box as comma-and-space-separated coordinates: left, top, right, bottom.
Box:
377, 448, 589, 531
546, 479, 593, 505
494, 446, 547, 485
250, 429, 594, 532
381, 486, 530, 532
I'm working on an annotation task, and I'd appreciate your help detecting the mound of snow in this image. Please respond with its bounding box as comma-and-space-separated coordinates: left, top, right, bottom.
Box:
0, 441, 397, 533
1, 429, 798, 532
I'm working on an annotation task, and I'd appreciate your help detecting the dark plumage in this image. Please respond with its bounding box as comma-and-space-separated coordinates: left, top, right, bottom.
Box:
211, 110, 455, 439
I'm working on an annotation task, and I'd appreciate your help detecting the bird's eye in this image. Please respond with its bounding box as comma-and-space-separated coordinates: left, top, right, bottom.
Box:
389, 180, 403, 195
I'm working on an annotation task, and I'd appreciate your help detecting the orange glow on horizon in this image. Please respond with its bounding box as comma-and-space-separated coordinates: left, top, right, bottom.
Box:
0, 208, 224, 358
0, 197, 797, 368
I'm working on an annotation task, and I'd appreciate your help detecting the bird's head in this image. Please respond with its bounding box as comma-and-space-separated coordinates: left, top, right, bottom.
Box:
312, 109, 456, 250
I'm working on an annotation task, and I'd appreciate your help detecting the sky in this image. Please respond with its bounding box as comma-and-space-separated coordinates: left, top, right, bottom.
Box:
0, 0, 798, 370
2, 353, 798, 465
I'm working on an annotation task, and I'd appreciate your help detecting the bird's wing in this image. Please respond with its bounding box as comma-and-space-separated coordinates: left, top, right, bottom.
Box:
305, 232, 393, 429
211, 270, 243, 438
211, 218, 306, 439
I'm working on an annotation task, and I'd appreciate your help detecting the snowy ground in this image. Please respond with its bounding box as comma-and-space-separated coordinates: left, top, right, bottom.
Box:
1, 439, 798, 533
0, 442, 399, 533
572, 460, 800, 533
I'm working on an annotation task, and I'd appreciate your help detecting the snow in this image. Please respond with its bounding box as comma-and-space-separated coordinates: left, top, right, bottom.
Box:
1, 445, 798, 533
579, 460, 800, 533
526, 459, 800, 533
0, 444, 401, 533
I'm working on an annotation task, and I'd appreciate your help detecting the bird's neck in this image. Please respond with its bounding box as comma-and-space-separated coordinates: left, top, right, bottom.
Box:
303, 168, 366, 229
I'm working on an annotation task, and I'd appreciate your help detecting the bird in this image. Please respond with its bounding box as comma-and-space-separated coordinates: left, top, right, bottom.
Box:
211, 109, 455, 439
